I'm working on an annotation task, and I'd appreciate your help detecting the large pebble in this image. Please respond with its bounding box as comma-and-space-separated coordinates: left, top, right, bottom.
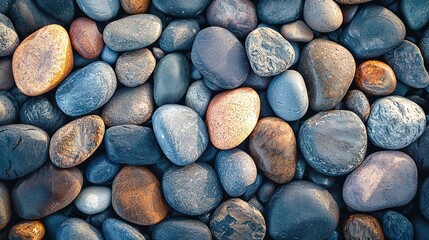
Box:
210, 198, 266, 240
57, 218, 103, 240
74, 186, 111, 215
382, 211, 414, 240
76, 0, 119, 21
404, 125, 429, 172
191, 27, 249, 89
0, 58, 14, 90
152, 0, 211, 17
0, 14, 19, 57
162, 163, 223, 216
355, 60, 396, 96
115, 48, 155, 87
257, 0, 303, 25
112, 166, 168, 225
400, 0, 429, 30
280, 20, 314, 42
0, 182, 11, 231
120, 0, 150, 14
55, 61, 117, 116
103, 218, 146, 240
152, 218, 212, 240
303, 0, 342, 33
103, 14, 162, 52
12, 162, 83, 219
341, 5, 406, 58
299, 110, 367, 176
69, 17, 103, 60
159, 19, 200, 52
265, 180, 339, 240
50, 115, 105, 168
0, 124, 49, 180
185, 80, 212, 117
367, 96, 425, 149
343, 151, 418, 212
8, 220, 45, 240
249, 117, 296, 184
343, 214, 384, 240
85, 154, 121, 184
12, 24, 73, 96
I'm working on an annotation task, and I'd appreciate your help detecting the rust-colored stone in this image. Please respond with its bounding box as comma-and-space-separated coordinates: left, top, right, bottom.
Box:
344, 214, 385, 240
69, 17, 103, 59
12, 24, 73, 96
355, 60, 396, 96
49, 115, 105, 168
112, 166, 168, 225
120, 0, 150, 14
8, 221, 45, 240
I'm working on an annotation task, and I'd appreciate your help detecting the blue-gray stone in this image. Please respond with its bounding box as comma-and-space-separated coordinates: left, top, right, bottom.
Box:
85, 154, 121, 185
382, 211, 413, 240
258, 91, 275, 118
294, 158, 306, 180
105, 125, 162, 165
153, 104, 209, 166
101, 45, 119, 65
152, 0, 211, 17
43, 213, 68, 239
74, 52, 98, 68
257, 0, 303, 25
185, 80, 212, 117
400, 0, 429, 30
197, 142, 219, 163
0, 94, 17, 125
203, 78, 223, 91
242, 173, 264, 201
76, 0, 119, 21
162, 163, 223, 216
420, 177, 429, 220
290, 41, 300, 65
55, 61, 117, 117
0, 13, 19, 57
160, 19, 200, 53
0, 0, 13, 14
56, 218, 104, 240
324, 231, 339, 240
421, 28, 429, 64
34, 0, 75, 25
404, 125, 429, 172
256, 180, 277, 204
248, 196, 264, 213
154, 53, 190, 106
413, 216, 429, 240
86, 209, 116, 229
242, 71, 271, 90
190, 64, 203, 80
103, 218, 145, 240
307, 169, 335, 189
152, 218, 211, 240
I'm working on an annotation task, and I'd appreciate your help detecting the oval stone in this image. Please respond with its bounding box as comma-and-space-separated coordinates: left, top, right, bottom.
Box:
257, 0, 303, 25
112, 166, 168, 225
76, 0, 119, 22
355, 60, 396, 96
303, 0, 343, 33
280, 20, 314, 43
8, 220, 45, 240
343, 214, 384, 240
152, 0, 211, 17
115, 48, 155, 87
74, 186, 111, 215
103, 14, 162, 52
382, 211, 414, 240
0, 13, 19, 57
85, 154, 121, 185
12, 162, 83, 219
49, 115, 105, 168
103, 218, 146, 240
0, 182, 11, 231
12, 24, 73, 96
120, 0, 150, 14
185, 80, 212, 117
343, 151, 418, 212
159, 19, 200, 53
152, 218, 212, 240
0, 124, 49, 180
206, 87, 260, 150
57, 218, 103, 240
345, 90, 370, 122
367, 96, 425, 149
69, 17, 103, 60
55, 61, 117, 116
299, 110, 367, 176
191, 26, 249, 89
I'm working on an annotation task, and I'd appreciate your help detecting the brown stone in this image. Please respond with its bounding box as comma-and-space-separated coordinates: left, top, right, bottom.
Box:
12, 162, 83, 219
0, 181, 11, 231
112, 166, 168, 225
206, 87, 260, 150
115, 48, 156, 87
344, 214, 384, 240
69, 17, 103, 60
355, 60, 396, 96
49, 115, 105, 168
8, 221, 45, 240
121, 0, 150, 14
12, 24, 73, 96
345, 90, 370, 122
0, 58, 14, 90
249, 117, 296, 184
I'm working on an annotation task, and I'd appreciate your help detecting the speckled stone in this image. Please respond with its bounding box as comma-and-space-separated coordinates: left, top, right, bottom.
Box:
266, 180, 339, 240
210, 198, 266, 240
280, 20, 313, 42
345, 90, 370, 122
257, 0, 303, 25
343, 214, 384, 240
0, 0, 13, 14
382, 211, 414, 240
103, 218, 146, 240
206, 87, 260, 150
249, 117, 296, 184
0, 94, 17, 125
185, 80, 212, 117
69, 17, 103, 60
355, 60, 396, 96
162, 163, 223, 216
102, 83, 154, 127
152, 218, 211, 240
0, 14, 19, 57
367, 96, 425, 149
159, 19, 200, 52
12, 24, 73, 96
385, 40, 429, 89
101, 45, 119, 65
404, 125, 429, 172
74, 186, 111, 215
245, 27, 295, 77
303, 0, 342, 33
401, 0, 429, 30
152, 0, 211, 17
103, 14, 162, 52
0, 182, 11, 231
8, 220, 45, 240
341, 5, 406, 58
343, 151, 418, 212
115, 48, 155, 87
120, 0, 150, 14
0, 58, 14, 90
85, 154, 121, 184
49, 115, 104, 168
76, 0, 119, 21
55, 61, 117, 116
56, 218, 103, 240
298, 39, 355, 111
0, 124, 49, 180
420, 177, 429, 220
12, 162, 83, 219
299, 110, 367, 176
112, 166, 168, 225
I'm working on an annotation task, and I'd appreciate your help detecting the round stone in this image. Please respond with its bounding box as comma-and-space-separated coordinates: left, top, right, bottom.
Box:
0, 182, 11, 231
245, 27, 295, 77
49, 115, 105, 168
0, 58, 14, 90
159, 19, 200, 53
191, 26, 249, 89
85, 154, 121, 185
69, 17, 103, 60
152, 218, 212, 240
185, 80, 212, 117
265, 180, 339, 240
101, 45, 119, 65
57, 218, 103, 240
0, 124, 49, 180
55, 61, 117, 117
249, 117, 297, 184
355, 60, 396, 96
345, 90, 370, 122
8, 220, 45, 240
162, 163, 223, 216
12, 162, 83, 219
152, 0, 211, 17
120, 0, 150, 14
206, 87, 260, 150
420, 177, 429, 220
103, 14, 162, 52
343, 151, 418, 212
0, 94, 17, 125
299, 110, 367, 176
115, 48, 155, 87
76, 0, 119, 21
257, 0, 303, 25
103, 218, 146, 240
112, 166, 168, 225
343, 214, 384, 240
303, 0, 343, 33
74, 186, 111, 215
382, 211, 414, 240
0, 0, 13, 14
280, 20, 314, 42
0, 13, 19, 57
12, 24, 73, 96
367, 96, 425, 149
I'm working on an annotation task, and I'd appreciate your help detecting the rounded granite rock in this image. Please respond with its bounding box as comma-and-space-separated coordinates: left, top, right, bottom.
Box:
382, 211, 414, 240
0, 182, 11, 231
367, 96, 425, 149
159, 19, 200, 53
152, 0, 211, 17
343, 214, 384, 240
345, 90, 370, 122
12, 24, 73, 97
303, 0, 342, 33
280, 20, 314, 43
69, 17, 103, 60
0, 13, 19, 57
8, 220, 45, 240
299, 110, 367, 176
152, 218, 212, 240
56, 218, 103, 240
0, 58, 14, 90
355, 60, 396, 96
76, 0, 119, 22
115, 48, 155, 87
257, 0, 303, 25
343, 151, 418, 212
74, 186, 111, 215
120, 0, 150, 14
85, 154, 121, 185
185, 80, 212, 117
103, 218, 146, 240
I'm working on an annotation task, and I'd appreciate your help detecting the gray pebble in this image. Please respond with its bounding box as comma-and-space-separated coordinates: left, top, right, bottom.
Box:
185, 80, 212, 117
74, 186, 111, 215
115, 48, 156, 87
0, 13, 19, 57
280, 20, 314, 42
159, 19, 200, 53
303, 0, 342, 33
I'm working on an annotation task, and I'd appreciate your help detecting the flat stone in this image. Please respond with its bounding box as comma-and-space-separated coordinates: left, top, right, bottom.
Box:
345, 90, 370, 122
69, 17, 103, 60
85, 154, 121, 185
115, 48, 155, 87
0, 182, 11, 231
152, 218, 211, 240
303, 0, 342, 33
343, 151, 418, 212
404, 125, 429, 172
343, 214, 384, 240
159, 19, 200, 52
8, 220, 45, 240
120, 0, 150, 14
49, 115, 105, 168
280, 20, 314, 42
354, 60, 396, 96
57, 218, 103, 240
400, 0, 429, 30
0, 58, 14, 90
152, 0, 211, 17
103, 218, 146, 240
74, 186, 111, 215
382, 211, 414, 240
257, 0, 303, 25
0, 14, 19, 57
185, 80, 212, 117
76, 0, 119, 21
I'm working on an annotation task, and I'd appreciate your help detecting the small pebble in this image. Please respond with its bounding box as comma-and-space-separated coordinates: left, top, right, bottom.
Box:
242, 71, 271, 90
354, 60, 397, 96
420, 177, 429, 220
345, 90, 370, 122
102, 218, 146, 240
280, 20, 314, 42
74, 186, 111, 215
343, 214, 384, 240
56, 218, 103, 240
76, 0, 119, 22
69, 17, 103, 59
101, 45, 119, 65
8, 220, 45, 240
152, 218, 212, 240
185, 80, 212, 117
404, 125, 429, 172
303, 0, 343, 33
159, 19, 200, 52
120, 0, 150, 14
42, 213, 68, 239
0, 94, 17, 125
257, 180, 277, 204
85, 154, 121, 185
308, 169, 336, 189
115, 48, 156, 87
382, 210, 414, 240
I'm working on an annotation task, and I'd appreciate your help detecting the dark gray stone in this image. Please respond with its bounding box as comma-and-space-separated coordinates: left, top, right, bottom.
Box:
152, 218, 211, 240
43, 213, 68, 239
85, 154, 121, 185
159, 19, 200, 53
345, 90, 370, 122
257, 0, 303, 25
242, 173, 264, 201
57, 218, 104, 240
421, 28, 429, 64
76, 0, 119, 21
185, 80, 212, 117
307, 169, 335, 189
400, 0, 429, 30
35, 0, 75, 25
103, 218, 146, 240
0, 58, 14, 91
382, 211, 414, 240
152, 0, 211, 17
404, 125, 429, 172
0, 0, 13, 14
0, 13, 19, 57
420, 177, 429, 221
242, 70, 271, 89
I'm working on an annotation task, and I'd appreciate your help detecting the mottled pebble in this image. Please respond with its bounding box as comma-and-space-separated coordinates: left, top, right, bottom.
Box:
345, 90, 370, 122
116, 48, 155, 87
159, 19, 200, 52
69, 17, 103, 59
8, 220, 45, 240
0, 13, 19, 57
280, 20, 313, 42
400, 0, 429, 30
343, 214, 384, 240
382, 211, 414, 240
120, 0, 150, 14
0, 94, 16, 125
354, 60, 396, 96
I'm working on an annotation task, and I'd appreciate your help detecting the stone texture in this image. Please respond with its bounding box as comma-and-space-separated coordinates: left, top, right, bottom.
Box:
0, 58, 14, 90
0, 182, 11, 231
404, 125, 429, 172
400, 0, 429, 30
0, 94, 17, 125
355, 60, 396, 96
185, 80, 212, 117
34, 0, 75, 25
74, 186, 111, 215
343, 214, 384, 240
56, 218, 103, 240
382, 211, 414, 240
0, 14, 19, 57
421, 28, 429, 64
345, 90, 370, 122
69, 17, 103, 60
335, 0, 372, 3
76, 0, 119, 21
303, 0, 342, 33
280, 20, 313, 42
159, 19, 200, 53
152, 0, 211, 17
257, 0, 303, 25
8, 220, 45, 240
115, 48, 155, 87
152, 218, 212, 240
420, 177, 429, 220
85, 154, 121, 185
103, 218, 146, 240
120, 0, 150, 14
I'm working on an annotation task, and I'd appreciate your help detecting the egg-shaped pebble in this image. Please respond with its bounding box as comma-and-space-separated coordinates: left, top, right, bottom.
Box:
355, 60, 396, 96
69, 17, 103, 60
56, 218, 103, 240
303, 0, 343, 33
159, 19, 200, 53
120, 0, 150, 14
8, 220, 45, 240
74, 186, 111, 215
345, 90, 370, 122
343, 214, 384, 240
76, 0, 119, 22
280, 20, 314, 42
115, 48, 155, 87
0, 13, 19, 57
382, 211, 414, 240
85, 154, 121, 185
